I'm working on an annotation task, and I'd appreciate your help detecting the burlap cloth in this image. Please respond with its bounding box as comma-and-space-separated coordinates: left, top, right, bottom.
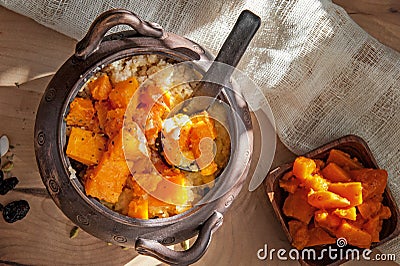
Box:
2, 0, 399, 261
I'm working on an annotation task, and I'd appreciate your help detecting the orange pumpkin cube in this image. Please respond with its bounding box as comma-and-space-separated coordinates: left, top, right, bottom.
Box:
357, 199, 382, 219
335, 220, 372, 249
109, 77, 139, 109
306, 227, 336, 247
94, 101, 111, 131
314, 209, 342, 234
283, 188, 316, 224
308, 190, 350, 209
66, 127, 107, 166
350, 169, 387, 200
363, 215, 381, 242
333, 207, 357, 221
65, 98, 95, 127
105, 108, 125, 139
288, 220, 309, 250
293, 156, 316, 180
321, 162, 351, 182
326, 149, 363, 170
87, 74, 112, 100
84, 132, 130, 203
328, 182, 363, 207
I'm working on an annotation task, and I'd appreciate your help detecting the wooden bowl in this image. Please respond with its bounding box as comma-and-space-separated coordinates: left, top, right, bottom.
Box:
264, 135, 400, 265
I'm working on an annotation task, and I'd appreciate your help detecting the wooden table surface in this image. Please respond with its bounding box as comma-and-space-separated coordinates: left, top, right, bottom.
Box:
0, 1, 399, 265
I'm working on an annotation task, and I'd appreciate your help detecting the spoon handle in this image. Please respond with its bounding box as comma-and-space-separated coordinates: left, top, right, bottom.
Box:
194, 10, 261, 97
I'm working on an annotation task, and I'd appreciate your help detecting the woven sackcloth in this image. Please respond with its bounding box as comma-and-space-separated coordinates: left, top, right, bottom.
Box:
1, 0, 399, 260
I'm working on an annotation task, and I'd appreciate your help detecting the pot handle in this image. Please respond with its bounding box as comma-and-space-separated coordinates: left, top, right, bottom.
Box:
75, 9, 165, 60
135, 211, 223, 265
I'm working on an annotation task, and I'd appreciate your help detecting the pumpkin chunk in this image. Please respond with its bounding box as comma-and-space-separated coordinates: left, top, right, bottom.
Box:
308, 190, 350, 209
326, 149, 363, 170
293, 157, 329, 191
283, 188, 315, 224
314, 209, 342, 234
105, 108, 125, 139
288, 220, 309, 250
328, 182, 363, 207
279, 171, 300, 194
363, 215, 381, 242
350, 169, 387, 200
87, 74, 112, 100
357, 199, 382, 219
333, 207, 357, 221
94, 101, 111, 131
66, 127, 107, 166
84, 132, 130, 203
306, 227, 336, 247
321, 162, 351, 182
293, 156, 316, 180
109, 77, 139, 109
65, 98, 95, 127
335, 220, 372, 249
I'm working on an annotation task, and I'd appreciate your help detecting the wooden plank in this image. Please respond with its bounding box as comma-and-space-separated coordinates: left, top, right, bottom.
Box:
0, 191, 136, 265
0, 7, 76, 87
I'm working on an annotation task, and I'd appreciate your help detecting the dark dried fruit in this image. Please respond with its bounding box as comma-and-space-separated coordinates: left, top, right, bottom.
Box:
0, 203, 3, 212
0, 176, 19, 195
3, 200, 30, 223
0, 170, 3, 183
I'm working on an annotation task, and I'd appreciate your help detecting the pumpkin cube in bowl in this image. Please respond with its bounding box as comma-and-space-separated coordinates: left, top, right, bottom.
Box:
66, 127, 107, 166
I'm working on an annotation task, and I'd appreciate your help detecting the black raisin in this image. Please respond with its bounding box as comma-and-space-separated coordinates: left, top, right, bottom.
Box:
0, 203, 3, 212
0, 170, 3, 183
0, 176, 19, 195
3, 200, 30, 223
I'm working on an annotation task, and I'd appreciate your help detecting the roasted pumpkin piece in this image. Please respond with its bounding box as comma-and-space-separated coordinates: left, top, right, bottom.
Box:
321, 162, 351, 182
85, 157, 130, 203
288, 220, 309, 250
293, 157, 329, 191
84, 132, 130, 203
94, 101, 111, 131
333, 207, 357, 221
87, 74, 112, 101
305, 174, 330, 192
66, 127, 107, 166
105, 108, 125, 139
65, 98, 95, 127
109, 77, 139, 109
306, 227, 336, 247
283, 188, 316, 224
328, 182, 363, 207
293, 156, 316, 180
357, 199, 382, 219
326, 149, 363, 170
308, 190, 351, 209
128, 196, 149, 219
279, 171, 301, 194
363, 215, 382, 242
335, 220, 372, 249
314, 209, 342, 234
350, 169, 387, 200
379, 205, 391, 219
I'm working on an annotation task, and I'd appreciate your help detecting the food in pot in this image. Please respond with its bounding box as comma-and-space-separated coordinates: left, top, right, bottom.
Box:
280, 149, 391, 249
65, 55, 230, 219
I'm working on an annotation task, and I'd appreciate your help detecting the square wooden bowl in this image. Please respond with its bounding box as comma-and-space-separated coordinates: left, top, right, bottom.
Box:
264, 135, 400, 265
